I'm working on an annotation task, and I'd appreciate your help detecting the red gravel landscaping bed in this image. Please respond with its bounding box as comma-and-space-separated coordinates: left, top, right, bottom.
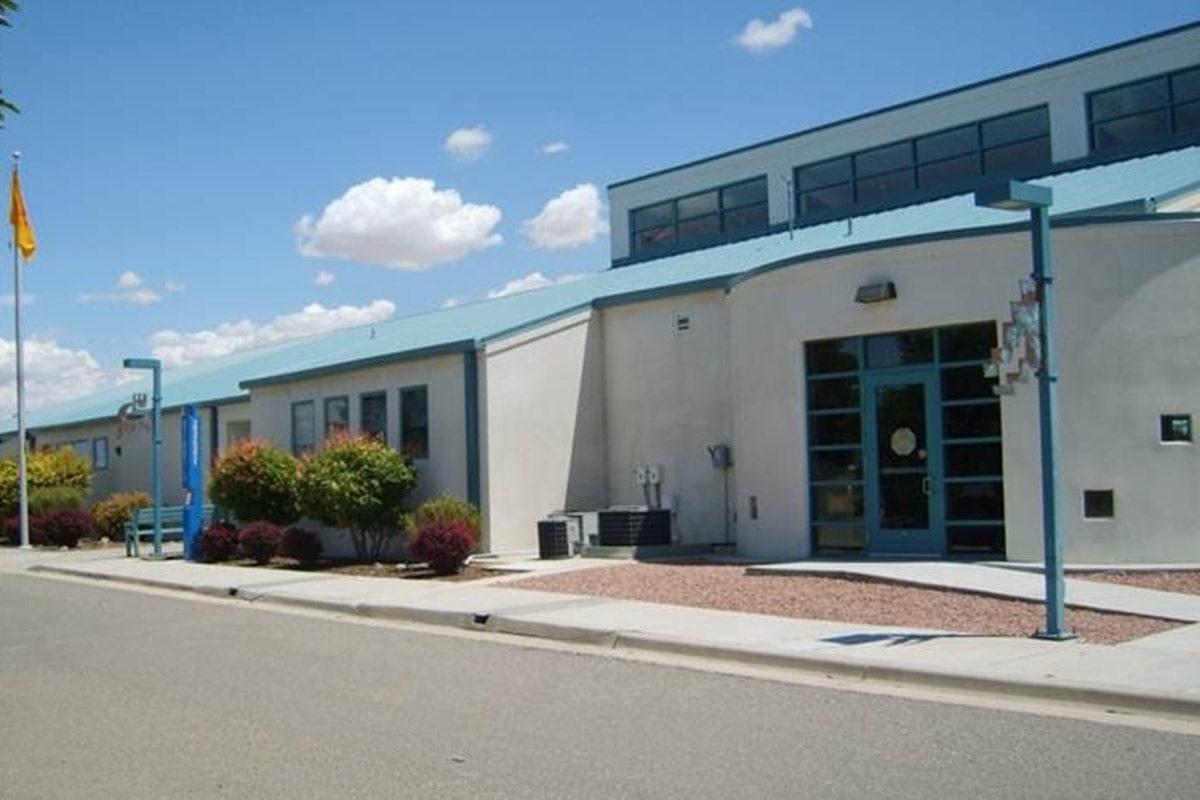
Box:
512, 562, 1181, 645
1073, 570, 1200, 596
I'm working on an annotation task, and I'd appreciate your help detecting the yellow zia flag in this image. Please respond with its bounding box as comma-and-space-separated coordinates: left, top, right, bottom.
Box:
9, 168, 36, 261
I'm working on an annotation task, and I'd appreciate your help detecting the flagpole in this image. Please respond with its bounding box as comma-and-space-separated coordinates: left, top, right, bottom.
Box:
11, 151, 30, 549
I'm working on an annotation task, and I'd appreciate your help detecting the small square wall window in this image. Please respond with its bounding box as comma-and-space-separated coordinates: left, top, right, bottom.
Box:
1083, 490, 1115, 520
1160, 414, 1193, 444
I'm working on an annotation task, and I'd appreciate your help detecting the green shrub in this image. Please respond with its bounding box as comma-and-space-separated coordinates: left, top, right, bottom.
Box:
404, 493, 480, 545
296, 434, 417, 561
91, 492, 152, 540
28, 486, 87, 516
0, 447, 93, 517
209, 439, 299, 525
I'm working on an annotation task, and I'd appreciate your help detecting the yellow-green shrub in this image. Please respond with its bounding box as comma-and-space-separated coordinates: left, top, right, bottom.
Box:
91, 492, 152, 540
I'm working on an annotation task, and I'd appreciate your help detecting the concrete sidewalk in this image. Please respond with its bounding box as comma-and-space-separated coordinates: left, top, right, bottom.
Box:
748, 560, 1200, 622
9, 548, 1200, 721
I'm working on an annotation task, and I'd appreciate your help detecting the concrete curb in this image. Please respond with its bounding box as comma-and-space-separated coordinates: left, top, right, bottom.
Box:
29, 563, 1200, 721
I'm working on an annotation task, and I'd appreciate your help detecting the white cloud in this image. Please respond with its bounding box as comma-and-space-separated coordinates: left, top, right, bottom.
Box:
295, 177, 503, 270
542, 141, 570, 155
440, 297, 461, 309
735, 7, 813, 53
521, 183, 609, 250
78, 271, 162, 306
148, 300, 397, 368
1, 293, 35, 306
314, 269, 336, 288
164, 279, 186, 293
487, 271, 587, 299
443, 125, 493, 161
0, 336, 105, 418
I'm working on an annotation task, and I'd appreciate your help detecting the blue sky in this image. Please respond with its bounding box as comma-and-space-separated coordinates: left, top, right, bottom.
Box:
2, 1, 1197, 412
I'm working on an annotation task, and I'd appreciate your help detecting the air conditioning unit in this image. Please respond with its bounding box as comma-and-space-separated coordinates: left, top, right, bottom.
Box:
537, 514, 583, 559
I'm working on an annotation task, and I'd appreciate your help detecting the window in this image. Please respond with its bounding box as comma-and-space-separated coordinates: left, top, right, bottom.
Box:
361, 392, 387, 442
630, 176, 769, 256
1161, 414, 1193, 444
92, 437, 109, 471
1083, 490, 1115, 520
68, 440, 91, 461
796, 106, 1050, 220
226, 420, 251, 449
399, 386, 429, 460
323, 396, 349, 440
291, 401, 316, 456
1089, 66, 1200, 152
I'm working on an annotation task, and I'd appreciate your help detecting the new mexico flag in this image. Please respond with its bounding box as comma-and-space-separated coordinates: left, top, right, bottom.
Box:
9, 169, 36, 261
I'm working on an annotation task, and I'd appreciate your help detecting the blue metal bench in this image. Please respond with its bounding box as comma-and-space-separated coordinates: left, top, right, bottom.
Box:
124, 505, 215, 557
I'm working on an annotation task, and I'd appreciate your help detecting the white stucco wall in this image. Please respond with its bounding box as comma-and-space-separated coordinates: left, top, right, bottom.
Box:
481, 310, 607, 554
600, 290, 734, 545
726, 219, 1200, 562
608, 26, 1200, 261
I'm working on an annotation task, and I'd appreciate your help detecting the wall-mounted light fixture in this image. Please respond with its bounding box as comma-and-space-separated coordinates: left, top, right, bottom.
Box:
854, 281, 897, 304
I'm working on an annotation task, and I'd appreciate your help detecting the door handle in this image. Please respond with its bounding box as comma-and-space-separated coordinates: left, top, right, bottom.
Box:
922, 476, 931, 496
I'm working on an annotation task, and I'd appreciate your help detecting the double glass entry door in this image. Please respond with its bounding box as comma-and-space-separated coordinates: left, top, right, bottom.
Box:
862, 370, 944, 555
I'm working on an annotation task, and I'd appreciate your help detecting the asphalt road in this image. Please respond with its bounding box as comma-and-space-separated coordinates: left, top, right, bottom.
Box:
0, 573, 1195, 799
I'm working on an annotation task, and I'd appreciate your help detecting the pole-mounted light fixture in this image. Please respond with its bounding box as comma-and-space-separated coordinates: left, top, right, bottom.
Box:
122, 357, 164, 558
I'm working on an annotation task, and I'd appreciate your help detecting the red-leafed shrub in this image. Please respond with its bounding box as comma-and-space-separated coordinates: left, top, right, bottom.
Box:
409, 520, 474, 576
34, 509, 94, 548
280, 527, 322, 566
200, 522, 239, 563
238, 521, 284, 565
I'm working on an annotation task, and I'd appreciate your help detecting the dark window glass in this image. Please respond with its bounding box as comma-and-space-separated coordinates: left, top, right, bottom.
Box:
812, 484, 863, 519
361, 393, 387, 441
291, 401, 316, 457
941, 366, 997, 400
855, 142, 911, 177
400, 386, 429, 460
945, 442, 1003, 477
810, 413, 861, 446
916, 125, 977, 162
323, 396, 349, 439
634, 225, 674, 252
1160, 414, 1192, 443
632, 202, 673, 231
943, 403, 1001, 439
855, 169, 915, 205
92, 437, 109, 471
865, 330, 933, 368
947, 481, 1004, 520
918, 154, 979, 189
721, 178, 767, 209
948, 525, 1005, 554
809, 376, 859, 409
1092, 111, 1170, 150
814, 523, 865, 552
676, 191, 718, 219
981, 107, 1049, 147
938, 322, 996, 362
1090, 77, 1169, 122
811, 448, 862, 481
983, 137, 1050, 175
722, 203, 768, 234
799, 184, 853, 215
1172, 67, 1200, 103
806, 338, 859, 374
797, 157, 852, 189
1083, 489, 1115, 519
1174, 100, 1200, 134
677, 214, 720, 242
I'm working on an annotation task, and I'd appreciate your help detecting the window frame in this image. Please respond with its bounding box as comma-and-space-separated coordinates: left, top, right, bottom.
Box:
92, 437, 109, 471
359, 391, 388, 443
290, 400, 317, 457
629, 175, 769, 258
794, 105, 1051, 222
1160, 413, 1193, 444
1087, 65, 1200, 154
323, 395, 350, 441
399, 385, 430, 461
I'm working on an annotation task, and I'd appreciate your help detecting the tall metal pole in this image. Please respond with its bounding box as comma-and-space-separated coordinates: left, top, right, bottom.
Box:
12, 153, 30, 550
151, 361, 163, 557
1032, 205, 1068, 639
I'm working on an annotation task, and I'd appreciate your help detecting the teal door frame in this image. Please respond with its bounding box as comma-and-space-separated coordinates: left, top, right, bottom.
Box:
862, 368, 945, 556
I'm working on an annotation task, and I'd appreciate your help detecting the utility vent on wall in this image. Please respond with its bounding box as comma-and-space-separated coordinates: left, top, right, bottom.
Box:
674, 312, 691, 334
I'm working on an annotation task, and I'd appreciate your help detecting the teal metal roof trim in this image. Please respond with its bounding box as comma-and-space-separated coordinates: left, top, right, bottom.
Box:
10, 146, 1199, 436
607, 22, 1200, 190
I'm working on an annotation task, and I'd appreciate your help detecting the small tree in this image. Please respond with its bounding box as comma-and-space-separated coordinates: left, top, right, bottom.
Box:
208, 439, 299, 525
296, 434, 417, 561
